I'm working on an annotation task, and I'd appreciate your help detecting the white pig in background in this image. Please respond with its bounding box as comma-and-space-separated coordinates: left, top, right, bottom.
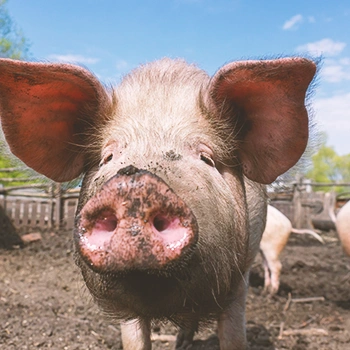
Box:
0, 57, 316, 349
335, 200, 350, 256
260, 205, 323, 295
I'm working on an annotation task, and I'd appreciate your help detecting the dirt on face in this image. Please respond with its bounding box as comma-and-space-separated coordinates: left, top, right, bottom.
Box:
0, 229, 349, 350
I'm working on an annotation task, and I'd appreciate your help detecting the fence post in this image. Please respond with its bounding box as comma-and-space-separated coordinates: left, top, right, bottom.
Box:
52, 183, 63, 230
292, 184, 302, 229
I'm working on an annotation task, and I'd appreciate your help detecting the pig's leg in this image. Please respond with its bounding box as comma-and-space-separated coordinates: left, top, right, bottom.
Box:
260, 250, 271, 293
268, 259, 282, 294
218, 275, 248, 350
262, 255, 272, 292
261, 250, 281, 295
261, 249, 281, 295
176, 321, 197, 349
121, 319, 152, 350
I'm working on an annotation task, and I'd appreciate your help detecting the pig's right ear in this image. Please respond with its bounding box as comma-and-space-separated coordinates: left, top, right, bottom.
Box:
208, 58, 316, 184
0, 59, 111, 182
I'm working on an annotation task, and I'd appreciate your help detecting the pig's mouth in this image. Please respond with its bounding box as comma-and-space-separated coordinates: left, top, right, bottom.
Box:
74, 166, 199, 275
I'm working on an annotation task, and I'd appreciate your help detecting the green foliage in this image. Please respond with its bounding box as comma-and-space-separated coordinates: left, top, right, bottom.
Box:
307, 145, 338, 182
0, 145, 36, 186
306, 135, 350, 193
0, 0, 30, 59
0, 0, 34, 186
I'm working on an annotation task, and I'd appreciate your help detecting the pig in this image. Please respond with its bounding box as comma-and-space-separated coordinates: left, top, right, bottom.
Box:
335, 200, 350, 256
0, 57, 316, 349
260, 205, 323, 295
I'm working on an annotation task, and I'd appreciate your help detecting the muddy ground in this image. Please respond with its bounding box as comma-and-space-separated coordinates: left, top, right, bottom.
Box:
1, 228, 350, 350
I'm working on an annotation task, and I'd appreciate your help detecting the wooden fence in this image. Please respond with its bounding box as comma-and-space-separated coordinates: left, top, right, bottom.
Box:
269, 180, 350, 230
0, 184, 79, 231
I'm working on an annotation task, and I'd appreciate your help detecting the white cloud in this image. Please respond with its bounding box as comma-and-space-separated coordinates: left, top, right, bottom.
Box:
314, 93, 350, 154
283, 14, 303, 30
308, 16, 316, 23
295, 40, 349, 83
296, 38, 346, 57
48, 54, 99, 64
322, 62, 350, 83
340, 58, 350, 65
315, 93, 350, 129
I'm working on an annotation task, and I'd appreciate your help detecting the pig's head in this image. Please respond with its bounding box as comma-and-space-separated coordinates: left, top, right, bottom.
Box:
0, 57, 316, 322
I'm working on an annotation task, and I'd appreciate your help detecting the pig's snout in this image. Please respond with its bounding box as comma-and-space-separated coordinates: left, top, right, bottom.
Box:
76, 166, 198, 273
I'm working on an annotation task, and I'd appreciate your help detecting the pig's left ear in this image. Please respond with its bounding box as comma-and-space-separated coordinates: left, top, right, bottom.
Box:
208, 58, 317, 184
0, 59, 111, 182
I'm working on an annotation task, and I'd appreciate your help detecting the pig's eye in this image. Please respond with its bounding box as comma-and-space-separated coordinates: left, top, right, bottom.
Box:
99, 153, 113, 167
200, 153, 215, 167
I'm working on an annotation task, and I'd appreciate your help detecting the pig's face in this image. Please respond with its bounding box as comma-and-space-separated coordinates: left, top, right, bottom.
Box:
0, 57, 316, 327
74, 61, 249, 320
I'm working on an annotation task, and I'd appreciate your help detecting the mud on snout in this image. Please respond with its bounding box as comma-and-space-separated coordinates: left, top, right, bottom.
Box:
74, 166, 199, 275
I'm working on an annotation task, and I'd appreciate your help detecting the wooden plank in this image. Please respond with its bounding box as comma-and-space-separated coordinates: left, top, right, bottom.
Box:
39, 202, 48, 228
54, 184, 62, 230
14, 200, 22, 227
0, 195, 5, 209
270, 199, 294, 224
5, 200, 13, 219
30, 201, 38, 227
22, 201, 30, 226
65, 199, 78, 230
51, 200, 58, 229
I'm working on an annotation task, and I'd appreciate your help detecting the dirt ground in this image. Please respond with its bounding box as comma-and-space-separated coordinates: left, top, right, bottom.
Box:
1, 227, 350, 350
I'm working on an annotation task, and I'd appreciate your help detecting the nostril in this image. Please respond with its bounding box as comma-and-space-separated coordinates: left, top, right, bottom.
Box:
153, 215, 170, 232
94, 211, 118, 232
152, 214, 189, 247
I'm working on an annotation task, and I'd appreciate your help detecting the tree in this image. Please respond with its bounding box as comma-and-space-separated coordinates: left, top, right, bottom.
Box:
306, 144, 339, 183
0, 0, 34, 185
305, 134, 350, 193
0, 0, 30, 59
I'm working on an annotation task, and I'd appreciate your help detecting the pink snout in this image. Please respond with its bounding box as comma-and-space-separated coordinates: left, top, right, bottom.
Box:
76, 166, 198, 273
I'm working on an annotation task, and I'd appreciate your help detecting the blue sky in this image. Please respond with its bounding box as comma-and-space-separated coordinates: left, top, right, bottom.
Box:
6, 0, 350, 155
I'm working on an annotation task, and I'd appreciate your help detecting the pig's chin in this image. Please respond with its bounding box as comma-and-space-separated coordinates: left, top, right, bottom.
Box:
76, 259, 193, 320
78, 259, 229, 324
